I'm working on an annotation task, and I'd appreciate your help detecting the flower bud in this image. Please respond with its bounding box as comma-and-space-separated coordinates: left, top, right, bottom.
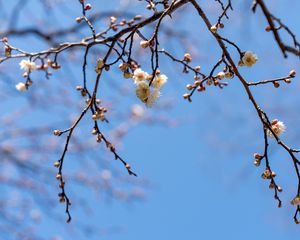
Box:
76, 85, 83, 91
254, 153, 263, 160
273, 81, 280, 88
140, 40, 149, 49
54, 161, 60, 168
265, 25, 272, 32
253, 159, 260, 167
216, 71, 225, 80
186, 84, 193, 91
194, 66, 201, 71
183, 53, 192, 62
123, 72, 133, 79
289, 69, 296, 77
210, 24, 217, 33
76, 17, 83, 23
84, 3, 92, 10
53, 130, 61, 136
183, 93, 190, 99
125, 163, 131, 170
110, 16, 117, 24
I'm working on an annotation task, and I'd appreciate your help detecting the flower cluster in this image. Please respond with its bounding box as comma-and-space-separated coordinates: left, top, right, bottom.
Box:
15, 58, 62, 92
261, 168, 276, 179
15, 59, 37, 92
132, 68, 167, 107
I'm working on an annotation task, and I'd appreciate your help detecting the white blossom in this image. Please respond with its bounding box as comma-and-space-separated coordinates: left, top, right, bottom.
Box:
135, 81, 150, 102
15, 82, 26, 92
152, 74, 168, 89
267, 119, 286, 138
133, 68, 148, 84
146, 89, 161, 107
19, 59, 36, 71
241, 51, 258, 67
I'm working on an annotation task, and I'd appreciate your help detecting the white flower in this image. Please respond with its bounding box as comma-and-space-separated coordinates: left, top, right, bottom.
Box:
146, 89, 161, 107
133, 68, 148, 84
135, 81, 150, 102
241, 51, 258, 67
15, 82, 26, 92
19, 59, 36, 71
152, 74, 168, 89
267, 119, 286, 138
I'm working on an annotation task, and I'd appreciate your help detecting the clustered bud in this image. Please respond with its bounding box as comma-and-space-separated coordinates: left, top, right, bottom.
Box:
261, 168, 272, 179
253, 153, 263, 167
92, 107, 107, 121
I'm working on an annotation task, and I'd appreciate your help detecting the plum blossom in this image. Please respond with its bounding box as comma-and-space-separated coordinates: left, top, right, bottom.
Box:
133, 68, 148, 83
19, 59, 36, 71
132, 68, 167, 107
241, 51, 258, 67
145, 89, 161, 107
267, 119, 286, 138
152, 74, 168, 89
135, 81, 150, 102
15, 82, 26, 92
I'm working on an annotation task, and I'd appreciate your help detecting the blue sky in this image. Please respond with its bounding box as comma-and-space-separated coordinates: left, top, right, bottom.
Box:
1, 0, 300, 239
